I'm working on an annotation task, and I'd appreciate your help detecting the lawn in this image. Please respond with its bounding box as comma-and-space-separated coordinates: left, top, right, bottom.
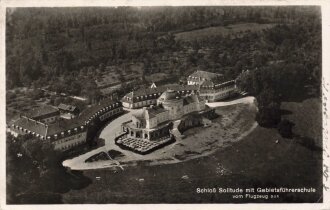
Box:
175, 23, 276, 41
62, 98, 322, 203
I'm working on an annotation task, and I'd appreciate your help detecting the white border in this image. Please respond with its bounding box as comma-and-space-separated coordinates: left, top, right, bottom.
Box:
0, 1, 329, 210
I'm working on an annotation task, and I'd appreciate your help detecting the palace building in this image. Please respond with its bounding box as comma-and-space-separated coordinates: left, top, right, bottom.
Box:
118, 89, 210, 154
157, 89, 206, 120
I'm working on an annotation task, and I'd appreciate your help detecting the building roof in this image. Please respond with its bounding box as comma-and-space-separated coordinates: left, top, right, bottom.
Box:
78, 97, 122, 123
121, 84, 198, 103
188, 70, 223, 81
25, 105, 60, 119
183, 94, 202, 105
58, 103, 77, 112
13, 117, 48, 137
12, 116, 85, 139
158, 89, 180, 101
200, 80, 214, 87
200, 80, 236, 89
147, 106, 168, 117
132, 105, 167, 120
46, 118, 83, 136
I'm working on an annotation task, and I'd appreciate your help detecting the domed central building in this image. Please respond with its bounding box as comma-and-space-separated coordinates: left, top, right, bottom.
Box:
157, 89, 184, 120
118, 89, 212, 154
157, 89, 206, 120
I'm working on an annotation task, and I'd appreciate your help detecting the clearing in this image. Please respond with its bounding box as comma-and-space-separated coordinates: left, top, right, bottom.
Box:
175, 23, 276, 41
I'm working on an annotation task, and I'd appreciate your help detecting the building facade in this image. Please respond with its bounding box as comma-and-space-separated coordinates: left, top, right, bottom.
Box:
187, 70, 237, 102
199, 80, 237, 102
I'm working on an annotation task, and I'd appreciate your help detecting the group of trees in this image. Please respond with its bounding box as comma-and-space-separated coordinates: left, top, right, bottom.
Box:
6, 134, 91, 204
233, 15, 320, 137
237, 61, 318, 135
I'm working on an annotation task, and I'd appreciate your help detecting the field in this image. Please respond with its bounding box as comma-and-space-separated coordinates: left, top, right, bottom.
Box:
62, 98, 322, 203
174, 23, 276, 41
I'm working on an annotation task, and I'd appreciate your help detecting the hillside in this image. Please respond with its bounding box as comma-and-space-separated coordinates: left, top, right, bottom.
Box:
174, 23, 276, 41
6, 7, 321, 107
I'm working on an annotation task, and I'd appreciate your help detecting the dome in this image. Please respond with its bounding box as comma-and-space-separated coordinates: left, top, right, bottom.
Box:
158, 89, 180, 101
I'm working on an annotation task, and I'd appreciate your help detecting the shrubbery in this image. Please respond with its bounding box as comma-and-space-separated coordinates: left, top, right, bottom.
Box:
277, 119, 294, 138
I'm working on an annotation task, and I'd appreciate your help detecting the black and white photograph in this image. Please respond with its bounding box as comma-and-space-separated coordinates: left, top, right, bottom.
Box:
1, 1, 329, 208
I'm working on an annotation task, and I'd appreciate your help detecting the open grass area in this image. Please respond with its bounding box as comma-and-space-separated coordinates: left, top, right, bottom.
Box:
175, 23, 276, 41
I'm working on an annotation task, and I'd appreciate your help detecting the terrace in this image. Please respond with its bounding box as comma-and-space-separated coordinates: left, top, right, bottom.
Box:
115, 135, 174, 155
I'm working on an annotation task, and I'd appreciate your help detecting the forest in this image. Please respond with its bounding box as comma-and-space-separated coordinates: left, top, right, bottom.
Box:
6, 7, 321, 91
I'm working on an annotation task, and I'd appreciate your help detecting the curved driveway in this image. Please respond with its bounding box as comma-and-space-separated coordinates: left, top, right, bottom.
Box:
63, 110, 133, 170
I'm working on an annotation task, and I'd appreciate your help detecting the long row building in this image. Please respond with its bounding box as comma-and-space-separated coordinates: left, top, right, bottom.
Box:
9, 98, 124, 151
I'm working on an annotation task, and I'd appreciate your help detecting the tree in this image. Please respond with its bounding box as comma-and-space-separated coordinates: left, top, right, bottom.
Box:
277, 119, 294, 138
256, 102, 281, 127
256, 89, 281, 127
6, 133, 91, 204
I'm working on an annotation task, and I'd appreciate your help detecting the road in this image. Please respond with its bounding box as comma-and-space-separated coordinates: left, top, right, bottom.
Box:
206, 96, 255, 108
